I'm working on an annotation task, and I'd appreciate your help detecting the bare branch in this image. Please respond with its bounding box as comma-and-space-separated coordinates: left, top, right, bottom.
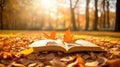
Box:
74, 0, 79, 9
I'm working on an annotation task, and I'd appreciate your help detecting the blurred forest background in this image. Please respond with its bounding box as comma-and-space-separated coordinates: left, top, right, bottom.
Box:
0, 0, 120, 31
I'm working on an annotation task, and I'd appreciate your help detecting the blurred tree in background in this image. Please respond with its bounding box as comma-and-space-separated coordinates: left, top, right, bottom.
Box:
85, 0, 90, 30
0, 0, 118, 31
115, 0, 120, 32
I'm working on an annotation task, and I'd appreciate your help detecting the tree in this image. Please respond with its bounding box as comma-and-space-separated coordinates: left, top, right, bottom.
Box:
99, 0, 106, 29
102, 0, 106, 28
85, 0, 90, 30
77, 7, 80, 29
99, 1, 103, 28
69, 0, 79, 30
0, 0, 5, 29
106, 0, 110, 28
93, 0, 98, 30
115, 0, 120, 32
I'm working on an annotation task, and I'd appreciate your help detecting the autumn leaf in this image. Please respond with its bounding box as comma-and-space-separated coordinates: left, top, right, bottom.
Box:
76, 54, 85, 67
20, 47, 34, 56
63, 29, 74, 43
43, 32, 50, 39
66, 54, 85, 67
0, 63, 5, 67
0, 52, 13, 59
107, 59, 120, 67
50, 31, 56, 40
43, 31, 57, 40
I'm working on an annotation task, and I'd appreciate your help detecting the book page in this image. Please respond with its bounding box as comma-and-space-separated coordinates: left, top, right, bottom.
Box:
75, 40, 99, 47
29, 39, 52, 47
29, 39, 65, 47
66, 40, 104, 53
29, 39, 67, 52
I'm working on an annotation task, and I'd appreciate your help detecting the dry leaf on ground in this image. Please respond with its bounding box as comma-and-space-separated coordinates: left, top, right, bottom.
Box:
108, 59, 120, 67
20, 48, 34, 56
76, 54, 85, 67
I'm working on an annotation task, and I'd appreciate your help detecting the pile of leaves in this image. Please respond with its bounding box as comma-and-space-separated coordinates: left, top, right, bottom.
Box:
0, 29, 120, 67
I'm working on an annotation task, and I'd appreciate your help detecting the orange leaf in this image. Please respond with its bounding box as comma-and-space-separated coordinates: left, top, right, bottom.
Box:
43, 32, 50, 39
20, 47, 34, 56
50, 31, 56, 40
0, 52, 13, 59
63, 29, 73, 43
76, 54, 85, 67
43, 31, 57, 40
108, 59, 120, 67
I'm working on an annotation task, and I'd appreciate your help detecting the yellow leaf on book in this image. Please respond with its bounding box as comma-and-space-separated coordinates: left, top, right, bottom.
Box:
43, 31, 57, 40
63, 29, 74, 43
20, 48, 34, 56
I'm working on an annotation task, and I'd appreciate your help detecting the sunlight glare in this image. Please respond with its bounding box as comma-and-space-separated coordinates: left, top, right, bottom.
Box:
41, 0, 56, 9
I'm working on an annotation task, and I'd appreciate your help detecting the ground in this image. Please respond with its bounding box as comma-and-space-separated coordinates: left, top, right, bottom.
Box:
0, 30, 120, 67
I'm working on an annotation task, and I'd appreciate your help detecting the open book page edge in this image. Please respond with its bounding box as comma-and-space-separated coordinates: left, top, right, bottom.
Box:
29, 39, 65, 47
29, 39, 53, 47
67, 46, 105, 53
75, 40, 100, 47
66, 40, 105, 52
32, 46, 67, 52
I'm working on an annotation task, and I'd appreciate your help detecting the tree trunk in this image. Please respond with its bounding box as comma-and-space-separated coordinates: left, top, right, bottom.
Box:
70, 0, 78, 30
99, 8, 103, 28
85, 0, 90, 30
0, 0, 4, 29
102, 0, 106, 28
115, 0, 120, 32
77, 11, 80, 29
106, 0, 110, 28
93, 0, 98, 30
71, 8, 77, 30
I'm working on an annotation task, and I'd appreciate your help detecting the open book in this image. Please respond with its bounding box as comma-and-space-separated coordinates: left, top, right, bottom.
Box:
29, 39, 105, 53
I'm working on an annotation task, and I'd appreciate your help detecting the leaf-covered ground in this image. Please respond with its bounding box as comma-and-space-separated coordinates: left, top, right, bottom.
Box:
0, 30, 120, 67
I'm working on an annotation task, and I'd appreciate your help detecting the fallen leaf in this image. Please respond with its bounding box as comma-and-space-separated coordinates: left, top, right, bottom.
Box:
82, 54, 90, 60
1, 59, 11, 65
20, 48, 34, 56
17, 58, 33, 66
44, 53, 55, 60
50, 31, 57, 40
11, 62, 25, 67
90, 52, 96, 60
43, 32, 50, 39
27, 54, 38, 60
50, 58, 66, 67
28, 63, 37, 67
110, 50, 120, 55
108, 59, 120, 67
0, 52, 13, 59
63, 29, 74, 43
60, 56, 75, 62
76, 54, 85, 67
0, 64, 5, 67
85, 61, 99, 66
43, 31, 57, 40
66, 60, 78, 67
66, 54, 85, 67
